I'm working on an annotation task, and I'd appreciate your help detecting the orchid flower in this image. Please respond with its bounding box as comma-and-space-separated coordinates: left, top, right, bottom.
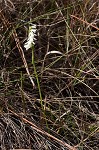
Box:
24, 24, 37, 50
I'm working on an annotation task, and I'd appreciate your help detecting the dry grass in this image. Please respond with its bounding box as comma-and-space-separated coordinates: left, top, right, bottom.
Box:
0, 0, 99, 150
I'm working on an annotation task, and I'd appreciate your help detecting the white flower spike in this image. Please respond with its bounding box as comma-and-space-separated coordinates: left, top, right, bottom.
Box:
24, 24, 37, 50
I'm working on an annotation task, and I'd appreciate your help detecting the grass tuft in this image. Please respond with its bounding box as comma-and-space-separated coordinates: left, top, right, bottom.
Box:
0, 0, 99, 149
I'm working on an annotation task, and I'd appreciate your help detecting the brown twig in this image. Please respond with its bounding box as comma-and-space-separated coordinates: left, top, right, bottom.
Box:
12, 30, 35, 88
71, 15, 99, 31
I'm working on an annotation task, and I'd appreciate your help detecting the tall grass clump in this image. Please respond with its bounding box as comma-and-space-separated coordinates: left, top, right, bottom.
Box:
0, 0, 99, 149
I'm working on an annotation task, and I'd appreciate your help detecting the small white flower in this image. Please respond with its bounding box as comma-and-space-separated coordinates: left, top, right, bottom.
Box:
24, 24, 37, 50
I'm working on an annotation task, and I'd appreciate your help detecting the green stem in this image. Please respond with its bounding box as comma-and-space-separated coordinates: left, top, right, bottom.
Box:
31, 45, 49, 131
31, 45, 43, 109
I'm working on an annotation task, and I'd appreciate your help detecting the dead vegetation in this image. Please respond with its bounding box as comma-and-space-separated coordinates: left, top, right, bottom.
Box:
0, 0, 99, 149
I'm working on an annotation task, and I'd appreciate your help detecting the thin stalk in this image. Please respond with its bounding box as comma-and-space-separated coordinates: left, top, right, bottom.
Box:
31, 45, 49, 130
31, 45, 43, 108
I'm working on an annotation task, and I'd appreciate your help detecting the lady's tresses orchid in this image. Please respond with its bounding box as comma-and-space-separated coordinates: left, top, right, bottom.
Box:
24, 24, 63, 57
24, 24, 37, 50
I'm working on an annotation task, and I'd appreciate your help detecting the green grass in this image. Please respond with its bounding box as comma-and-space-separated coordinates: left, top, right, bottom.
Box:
0, 0, 99, 149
